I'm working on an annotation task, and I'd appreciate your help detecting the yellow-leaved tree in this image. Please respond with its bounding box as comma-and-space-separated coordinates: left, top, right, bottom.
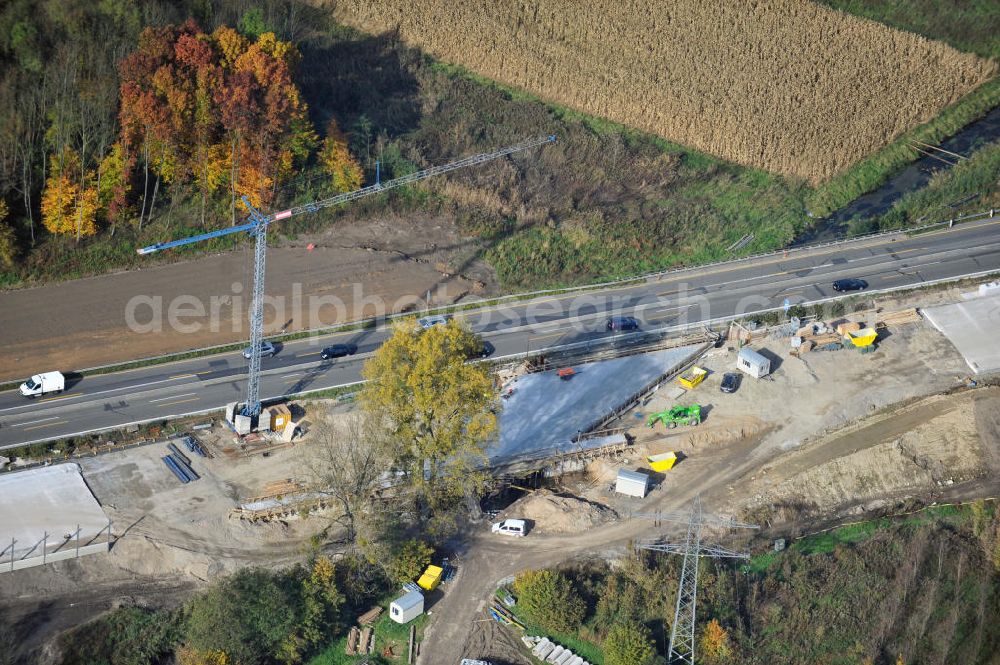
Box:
319, 118, 363, 194
175, 647, 229, 665
603, 621, 655, 665
278, 555, 344, 664
360, 319, 495, 532
700, 618, 733, 664
41, 147, 99, 239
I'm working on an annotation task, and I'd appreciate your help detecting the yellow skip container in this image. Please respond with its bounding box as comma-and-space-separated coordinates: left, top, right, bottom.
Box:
677, 366, 707, 390
418, 565, 443, 591
847, 328, 877, 347
648, 452, 678, 472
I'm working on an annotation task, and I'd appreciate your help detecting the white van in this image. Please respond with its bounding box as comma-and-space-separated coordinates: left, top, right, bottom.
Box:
491, 518, 527, 537
20, 371, 65, 398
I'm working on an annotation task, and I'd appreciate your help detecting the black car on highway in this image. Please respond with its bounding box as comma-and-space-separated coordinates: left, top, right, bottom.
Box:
606, 315, 640, 332
832, 278, 868, 292
320, 343, 358, 359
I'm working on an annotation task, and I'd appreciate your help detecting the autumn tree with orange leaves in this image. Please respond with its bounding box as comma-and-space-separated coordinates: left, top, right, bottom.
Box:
700, 618, 733, 664
117, 21, 318, 227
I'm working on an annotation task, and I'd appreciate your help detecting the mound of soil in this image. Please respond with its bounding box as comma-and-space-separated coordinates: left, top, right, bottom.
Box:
503, 490, 617, 534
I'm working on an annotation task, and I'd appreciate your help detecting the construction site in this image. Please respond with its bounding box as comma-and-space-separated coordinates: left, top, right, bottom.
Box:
2, 275, 1000, 664
4, 0, 1000, 661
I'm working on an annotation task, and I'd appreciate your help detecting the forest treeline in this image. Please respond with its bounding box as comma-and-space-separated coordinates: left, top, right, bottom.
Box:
506, 503, 1000, 665
2, 0, 997, 293
0, 0, 360, 271
35, 503, 1000, 665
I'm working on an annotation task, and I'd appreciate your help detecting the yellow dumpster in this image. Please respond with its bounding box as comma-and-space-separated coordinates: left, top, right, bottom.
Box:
847, 328, 877, 348
647, 452, 678, 472
417, 565, 443, 591
677, 366, 707, 390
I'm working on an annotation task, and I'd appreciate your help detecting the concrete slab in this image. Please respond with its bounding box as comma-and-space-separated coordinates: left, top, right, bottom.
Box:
0, 463, 109, 566
491, 345, 701, 465
923, 294, 1000, 374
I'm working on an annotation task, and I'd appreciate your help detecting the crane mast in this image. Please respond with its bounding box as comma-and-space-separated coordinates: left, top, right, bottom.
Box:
138, 135, 556, 422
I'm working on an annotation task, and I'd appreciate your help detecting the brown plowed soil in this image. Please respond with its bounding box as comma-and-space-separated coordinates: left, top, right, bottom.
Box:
0, 215, 496, 381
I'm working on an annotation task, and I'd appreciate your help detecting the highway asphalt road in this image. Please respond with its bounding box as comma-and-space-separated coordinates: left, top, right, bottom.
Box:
2, 218, 999, 450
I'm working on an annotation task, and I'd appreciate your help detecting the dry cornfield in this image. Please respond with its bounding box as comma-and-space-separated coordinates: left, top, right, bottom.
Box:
328, 0, 997, 183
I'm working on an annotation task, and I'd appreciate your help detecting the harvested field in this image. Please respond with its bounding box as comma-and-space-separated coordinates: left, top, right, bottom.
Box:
330, 0, 996, 183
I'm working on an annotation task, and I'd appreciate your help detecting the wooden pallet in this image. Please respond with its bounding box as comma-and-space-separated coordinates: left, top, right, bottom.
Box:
346, 626, 360, 655
358, 606, 383, 626
877, 308, 921, 326
800, 332, 842, 349
240, 479, 305, 504
360, 626, 374, 654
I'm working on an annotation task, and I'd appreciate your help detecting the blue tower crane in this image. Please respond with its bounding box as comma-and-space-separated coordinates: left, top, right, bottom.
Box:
138, 135, 556, 422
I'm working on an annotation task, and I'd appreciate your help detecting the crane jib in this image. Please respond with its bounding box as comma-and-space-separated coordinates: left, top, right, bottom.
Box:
135, 135, 555, 256
133, 134, 555, 420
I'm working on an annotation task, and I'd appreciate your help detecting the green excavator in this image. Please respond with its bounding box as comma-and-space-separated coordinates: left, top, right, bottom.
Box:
647, 404, 702, 429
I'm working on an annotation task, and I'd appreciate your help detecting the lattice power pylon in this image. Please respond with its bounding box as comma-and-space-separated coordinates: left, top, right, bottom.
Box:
633, 497, 759, 665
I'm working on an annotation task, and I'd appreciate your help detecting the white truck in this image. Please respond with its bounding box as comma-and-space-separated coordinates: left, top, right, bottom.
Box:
20, 371, 65, 398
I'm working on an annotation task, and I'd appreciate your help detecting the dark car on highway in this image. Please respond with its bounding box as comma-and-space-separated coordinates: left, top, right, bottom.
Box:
320, 343, 358, 359
832, 278, 868, 292
465, 340, 495, 360
720, 372, 741, 394
606, 315, 640, 332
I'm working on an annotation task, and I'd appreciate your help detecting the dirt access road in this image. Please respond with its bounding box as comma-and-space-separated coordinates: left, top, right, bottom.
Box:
424, 425, 778, 665
426, 386, 1000, 665
0, 215, 494, 382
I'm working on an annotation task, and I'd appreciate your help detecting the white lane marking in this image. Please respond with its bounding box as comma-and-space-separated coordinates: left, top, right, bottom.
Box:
22, 420, 68, 431
10, 416, 59, 427
643, 303, 692, 314
148, 392, 197, 403
0, 374, 204, 415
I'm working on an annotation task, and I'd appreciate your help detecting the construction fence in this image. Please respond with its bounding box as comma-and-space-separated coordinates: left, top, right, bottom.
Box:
1, 521, 112, 574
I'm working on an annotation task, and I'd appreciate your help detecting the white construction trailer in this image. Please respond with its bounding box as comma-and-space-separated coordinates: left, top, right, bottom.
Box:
390, 589, 424, 624
615, 469, 650, 498
737, 347, 771, 379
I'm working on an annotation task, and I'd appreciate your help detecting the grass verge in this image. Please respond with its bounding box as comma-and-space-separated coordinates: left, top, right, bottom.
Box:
307, 611, 428, 665
747, 501, 987, 574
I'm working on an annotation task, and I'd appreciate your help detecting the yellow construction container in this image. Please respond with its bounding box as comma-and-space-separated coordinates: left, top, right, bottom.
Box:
677, 366, 707, 390
847, 328, 878, 348
647, 452, 678, 472
417, 565, 443, 591
266, 404, 292, 433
